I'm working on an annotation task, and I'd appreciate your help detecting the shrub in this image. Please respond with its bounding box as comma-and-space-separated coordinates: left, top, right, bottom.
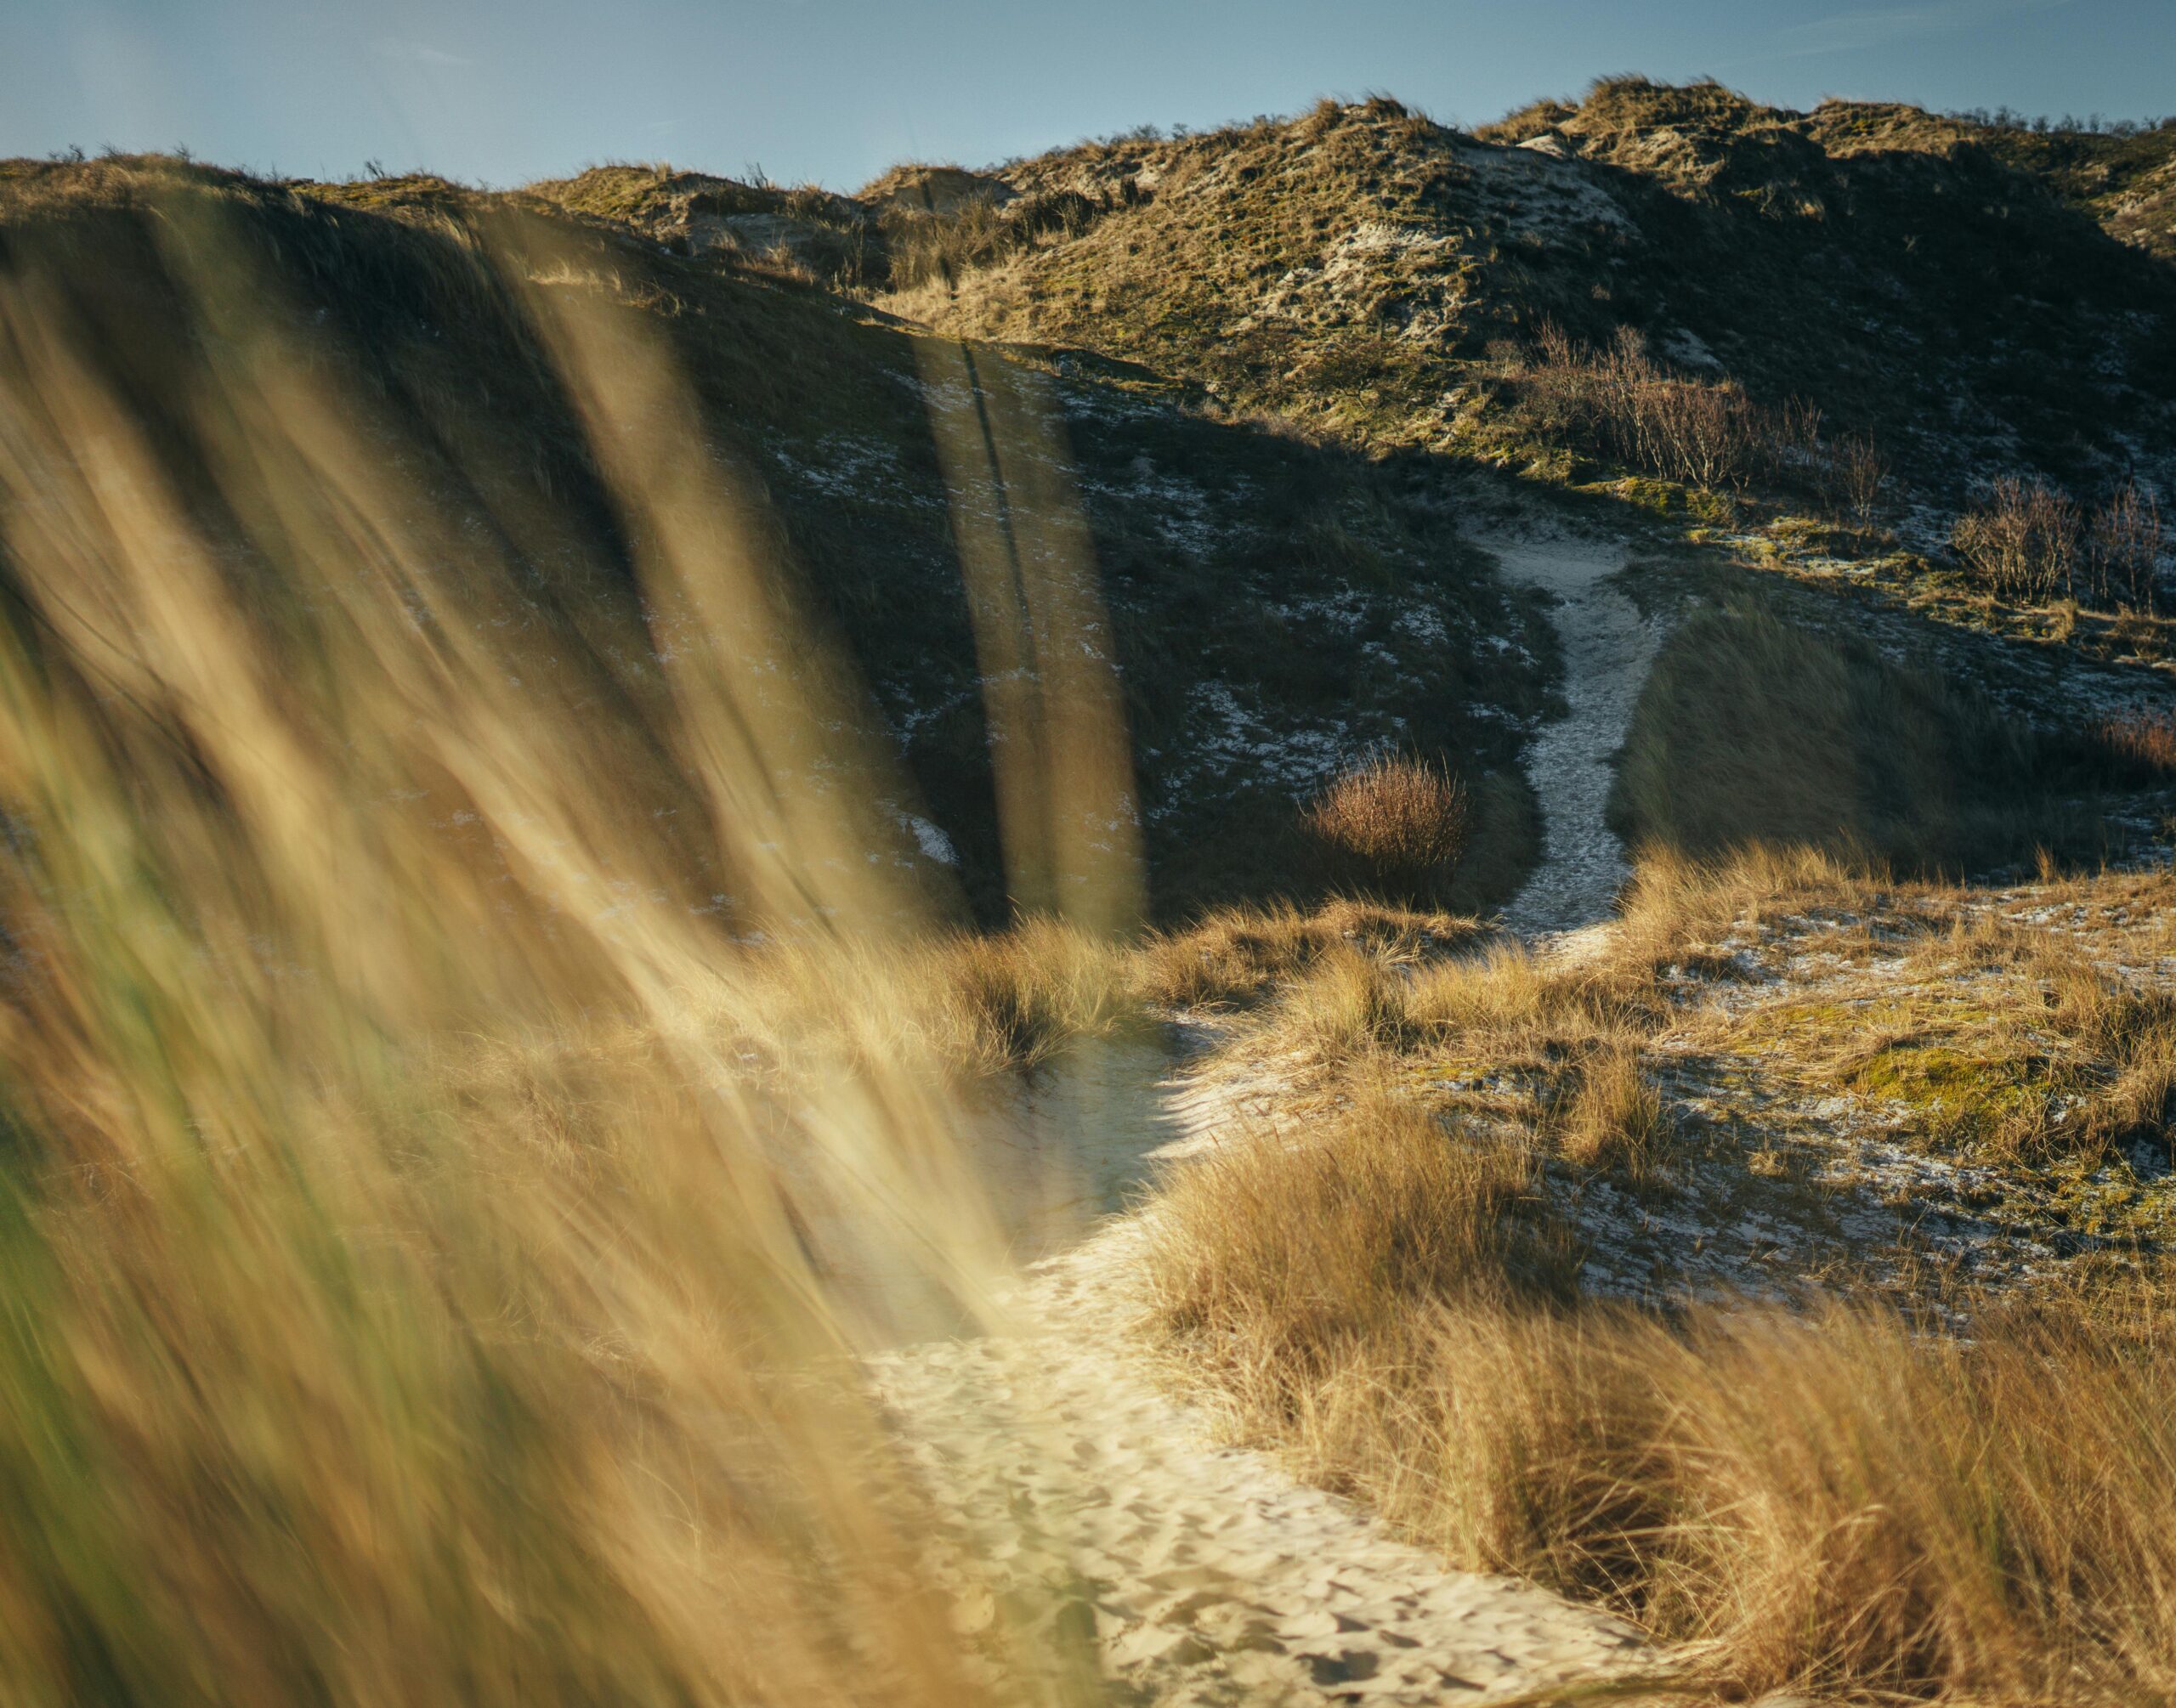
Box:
881, 196, 1014, 291
1301, 754, 1470, 902
1954, 478, 2168, 610
1521, 323, 1849, 497
1951, 476, 2082, 602
2094, 709, 2176, 778
2087, 479, 2166, 610
1830, 429, 1888, 523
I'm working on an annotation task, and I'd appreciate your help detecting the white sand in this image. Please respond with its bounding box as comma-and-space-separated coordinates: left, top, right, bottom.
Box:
1476, 533, 1655, 940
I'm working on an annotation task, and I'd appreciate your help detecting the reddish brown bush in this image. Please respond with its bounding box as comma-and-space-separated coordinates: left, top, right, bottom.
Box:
1522, 323, 1865, 501
2096, 709, 2176, 776
1303, 754, 1470, 902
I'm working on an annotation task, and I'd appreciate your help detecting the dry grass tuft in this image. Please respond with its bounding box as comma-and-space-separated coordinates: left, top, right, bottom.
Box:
0, 178, 1139, 1704
2097, 708, 2176, 776
1556, 1043, 1667, 1178
1142, 1079, 1576, 1390
921, 919, 1142, 1072
1142, 1033, 2176, 1702
1131, 897, 1478, 1010
1301, 753, 1470, 904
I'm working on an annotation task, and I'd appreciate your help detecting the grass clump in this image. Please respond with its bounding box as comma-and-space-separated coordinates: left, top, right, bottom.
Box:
1132, 897, 1478, 1009
1144, 1080, 1578, 1386
1301, 753, 1470, 905
1612, 598, 2139, 874
1140, 862, 2176, 1701
0, 181, 1109, 1704
923, 919, 1143, 1072
1556, 1043, 1668, 1178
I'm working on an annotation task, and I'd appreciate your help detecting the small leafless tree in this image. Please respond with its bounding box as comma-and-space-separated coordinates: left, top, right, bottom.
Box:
2087, 480, 2165, 612
1833, 431, 1888, 524
1951, 477, 2082, 602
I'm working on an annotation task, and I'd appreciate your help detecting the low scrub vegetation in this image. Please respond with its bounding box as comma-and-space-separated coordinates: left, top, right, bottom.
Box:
1520, 321, 1828, 495
1300, 752, 1470, 904
1140, 851, 2176, 1703
1951, 474, 2167, 609
1515, 321, 1899, 513
2099, 708, 2176, 776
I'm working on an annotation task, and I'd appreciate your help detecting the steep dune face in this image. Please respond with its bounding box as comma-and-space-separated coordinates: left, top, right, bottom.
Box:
0, 156, 1555, 925
888, 88, 2176, 501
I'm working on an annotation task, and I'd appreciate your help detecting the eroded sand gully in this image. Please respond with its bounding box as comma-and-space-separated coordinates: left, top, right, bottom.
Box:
870, 534, 1660, 1702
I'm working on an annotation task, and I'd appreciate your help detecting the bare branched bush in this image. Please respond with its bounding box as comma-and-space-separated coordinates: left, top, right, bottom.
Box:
1831, 429, 1888, 523
1301, 754, 1470, 902
1952, 476, 2082, 602
2087, 479, 2166, 610
1522, 322, 1864, 499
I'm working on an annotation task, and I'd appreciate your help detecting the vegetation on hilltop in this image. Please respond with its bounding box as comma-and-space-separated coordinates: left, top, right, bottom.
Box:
876, 84, 2174, 514
1796, 99, 2176, 262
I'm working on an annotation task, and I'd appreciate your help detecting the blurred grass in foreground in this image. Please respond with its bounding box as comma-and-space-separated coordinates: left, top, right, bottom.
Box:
0, 188, 1142, 1704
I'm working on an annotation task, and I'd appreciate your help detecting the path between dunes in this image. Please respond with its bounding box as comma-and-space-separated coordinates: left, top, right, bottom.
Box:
1476, 533, 1652, 942
870, 532, 1661, 1704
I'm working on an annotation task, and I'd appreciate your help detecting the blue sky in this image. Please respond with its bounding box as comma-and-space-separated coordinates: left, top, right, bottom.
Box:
5, 1, 2171, 189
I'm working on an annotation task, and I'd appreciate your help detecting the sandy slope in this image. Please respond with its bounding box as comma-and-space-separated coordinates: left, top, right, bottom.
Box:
870, 530, 1663, 1702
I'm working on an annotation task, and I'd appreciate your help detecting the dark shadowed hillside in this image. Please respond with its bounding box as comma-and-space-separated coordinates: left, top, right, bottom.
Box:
0, 156, 1556, 925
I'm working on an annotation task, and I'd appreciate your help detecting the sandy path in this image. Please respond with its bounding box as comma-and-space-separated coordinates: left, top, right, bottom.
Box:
867, 532, 1667, 1702
1478, 534, 1652, 939
870, 1045, 1649, 1704
869, 1293, 1642, 1704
